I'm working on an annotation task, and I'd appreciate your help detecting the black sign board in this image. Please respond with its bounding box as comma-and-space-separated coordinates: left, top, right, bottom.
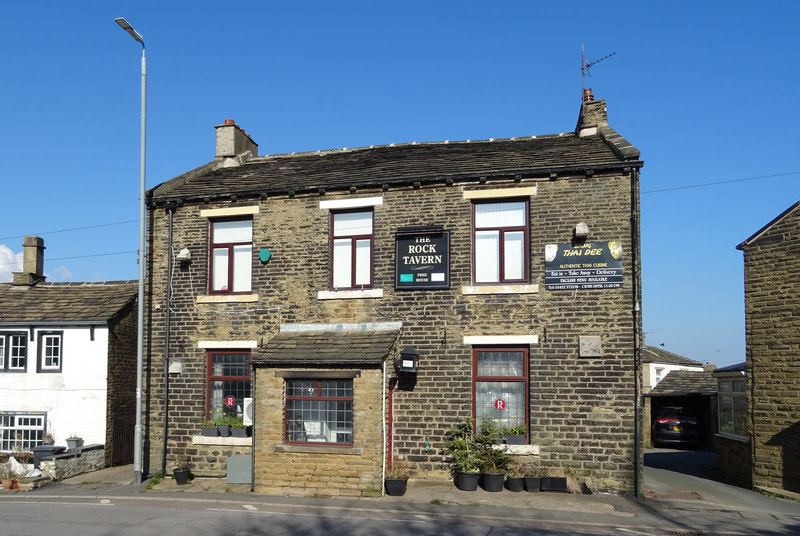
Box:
545, 241, 623, 290
395, 227, 450, 289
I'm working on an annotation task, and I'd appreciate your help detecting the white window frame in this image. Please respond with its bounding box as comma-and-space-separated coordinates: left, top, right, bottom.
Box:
718, 377, 748, 439
38, 331, 63, 372
0, 412, 45, 452
0, 332, 27, 372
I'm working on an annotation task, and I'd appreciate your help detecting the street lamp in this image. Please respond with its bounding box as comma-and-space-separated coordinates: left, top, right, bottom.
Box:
115, 16, 146, 485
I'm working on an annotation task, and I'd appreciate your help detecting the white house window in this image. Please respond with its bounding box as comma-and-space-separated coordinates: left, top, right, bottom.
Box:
0, 332, 27, 372
209, 218, 252, 294
473, 201, 529, 284
655, 367, 665, 384
718, 378, 748, 438
38, 332, 63, 372
285, 379, 354, 445
331, 210, 373, 290
473, 348, 528, 436
0, 413, 44, 452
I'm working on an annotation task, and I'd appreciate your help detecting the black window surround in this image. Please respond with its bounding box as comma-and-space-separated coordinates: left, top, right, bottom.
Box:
37, 331, 63, 373
0, 332, 28, 373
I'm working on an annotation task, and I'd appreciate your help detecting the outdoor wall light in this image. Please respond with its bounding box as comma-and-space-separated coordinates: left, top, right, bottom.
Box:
574, 222, 589, 239
396, 346, 419, 375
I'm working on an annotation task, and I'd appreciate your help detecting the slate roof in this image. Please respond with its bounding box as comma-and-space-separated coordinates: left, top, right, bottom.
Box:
254, 329, 399, 367
641, 346, 703, 367
0, 281, 137, 323
151, 130, 642, 203
646, 370, 717, 397
737, 199, 800, 250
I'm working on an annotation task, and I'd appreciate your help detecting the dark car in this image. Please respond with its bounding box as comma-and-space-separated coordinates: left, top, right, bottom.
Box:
653, 406, 700, 447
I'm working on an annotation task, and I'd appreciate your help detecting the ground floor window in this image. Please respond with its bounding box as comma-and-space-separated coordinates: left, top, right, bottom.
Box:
473, 347, 528, 434
207, 351, 251, 421
0, 412, 45, 453
285, 379, 353, 445
718, 378, 748, 437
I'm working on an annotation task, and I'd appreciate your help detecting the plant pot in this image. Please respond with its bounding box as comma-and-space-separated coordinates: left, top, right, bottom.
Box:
217, 425, 231, 437
1, 478, 13, 490
202, 427, 219, 437
481, 472, 505, 492
384, 477, 408, 496
524, 476, 542, 492
173, 469, 191, 485
66, 438, 84, 450
505, 476, 524, 492
502, 434, 526, 445
11, 479, 19, 489
231, 427, 248, 438
540, 476, 568, 492
454, 471, 480, 491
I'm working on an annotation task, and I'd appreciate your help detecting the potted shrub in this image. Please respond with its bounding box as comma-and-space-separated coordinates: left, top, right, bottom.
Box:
524, 461, 542, 492
500, 424, 527, 445
505, 458, 526, 492
173, 454, 192, 485
444, 417, 481, 491
217, 414, 233, 437
42, 432, 55, 446
230, 416, 249, 437
1, 468, 15, 490
201, 418, 219, 437
384, 457, 411, 496
66, 434, 84, 450
476, 420, 510, 492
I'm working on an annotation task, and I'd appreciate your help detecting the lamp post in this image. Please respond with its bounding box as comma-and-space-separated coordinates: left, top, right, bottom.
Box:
115, 16, 146, 485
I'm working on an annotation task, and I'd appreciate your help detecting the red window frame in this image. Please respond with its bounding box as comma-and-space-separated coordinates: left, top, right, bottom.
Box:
472, 347, 529, 438
208, 217, 253, 295
471, 199, 530, 284
206, 351, 252, 419
284, 378, 354, 446
329, 209, 374, 290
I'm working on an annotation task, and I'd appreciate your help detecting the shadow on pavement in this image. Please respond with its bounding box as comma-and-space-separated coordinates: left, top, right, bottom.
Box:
644, 448, 722, 481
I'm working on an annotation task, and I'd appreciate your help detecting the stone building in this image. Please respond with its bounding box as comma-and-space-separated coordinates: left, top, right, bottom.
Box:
142, 92, 644, 495
737, 201, 800, 494
0, 236, 137, 467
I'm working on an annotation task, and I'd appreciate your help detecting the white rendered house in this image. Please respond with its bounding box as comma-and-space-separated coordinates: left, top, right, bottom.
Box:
0, 236, 136, 466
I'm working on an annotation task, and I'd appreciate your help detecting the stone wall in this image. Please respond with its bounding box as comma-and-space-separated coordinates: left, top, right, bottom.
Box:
144, 170, 641, 493
741, 204, 800, 493
716, 435, 751, 488
40, 445, 105, 481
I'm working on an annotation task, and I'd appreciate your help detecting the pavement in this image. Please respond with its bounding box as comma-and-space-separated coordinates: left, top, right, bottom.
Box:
5, 450, 800, 535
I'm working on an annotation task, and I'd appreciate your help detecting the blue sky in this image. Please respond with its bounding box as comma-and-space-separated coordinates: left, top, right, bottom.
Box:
2, 2, 798, 367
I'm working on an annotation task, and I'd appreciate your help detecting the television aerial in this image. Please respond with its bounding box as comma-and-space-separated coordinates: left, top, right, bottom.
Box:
581, 45, 616, 90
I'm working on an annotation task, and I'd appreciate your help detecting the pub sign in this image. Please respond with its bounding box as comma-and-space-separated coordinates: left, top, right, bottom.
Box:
395, 226, 450, 289
545, 240, 623, 290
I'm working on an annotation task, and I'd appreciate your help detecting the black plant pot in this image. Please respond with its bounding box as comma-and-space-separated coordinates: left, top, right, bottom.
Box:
217, 425, 231, 437
201, 427, 218, 437
524, 476, 542, 492
231, 427, 248, 438
502, 434, 526, 445
505, 477, 524, 492
384, 478, 408, 496
454, 471, 480, 491
540, 477, 568, 492
481, 472, 505, 492
173, 469, 191, 485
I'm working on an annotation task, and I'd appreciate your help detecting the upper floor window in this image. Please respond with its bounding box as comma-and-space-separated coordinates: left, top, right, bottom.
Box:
285, 378, 354, 445
331, 209, 373, 290
209, 218, 252, 294
207, 351, 251, 420
472, 200, 529, 284
0, 332, 27, 372
37, 332, 63, 372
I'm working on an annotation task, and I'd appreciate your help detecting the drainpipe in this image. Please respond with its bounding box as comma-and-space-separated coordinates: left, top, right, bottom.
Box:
250, 356, 256, 492
382, 360, 388, 496
161, 202, 177, 475
630, 168, 642, 499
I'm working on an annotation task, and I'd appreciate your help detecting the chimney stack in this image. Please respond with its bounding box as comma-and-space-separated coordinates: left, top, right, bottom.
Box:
215, 119, 259, 167
12, 235, 46, 286
575, 89, 608, 137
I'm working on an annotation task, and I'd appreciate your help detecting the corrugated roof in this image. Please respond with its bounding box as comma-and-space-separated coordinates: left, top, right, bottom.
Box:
0, 281, 137, 323
646, 370, 717, 397
151, 131, 642, 202
641, 346, 703, 367
254, 329, 399, 366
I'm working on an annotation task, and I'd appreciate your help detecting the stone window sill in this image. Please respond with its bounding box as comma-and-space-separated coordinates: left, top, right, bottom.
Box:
192, 436, 252, 446
461, 284, 539, 295
274, 444, 363, 455
317, 289, 383, 300
197, 294, 260, 304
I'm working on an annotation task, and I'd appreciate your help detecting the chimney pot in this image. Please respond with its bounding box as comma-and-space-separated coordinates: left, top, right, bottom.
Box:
224, 119, 235, 125
583, 88, 594, 102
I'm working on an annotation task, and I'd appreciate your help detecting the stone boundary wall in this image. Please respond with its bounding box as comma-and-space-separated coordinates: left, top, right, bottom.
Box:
40, 444, 105, 481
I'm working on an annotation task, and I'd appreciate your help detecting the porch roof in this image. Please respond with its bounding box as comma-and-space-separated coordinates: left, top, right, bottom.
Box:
253, 329, 399, 367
